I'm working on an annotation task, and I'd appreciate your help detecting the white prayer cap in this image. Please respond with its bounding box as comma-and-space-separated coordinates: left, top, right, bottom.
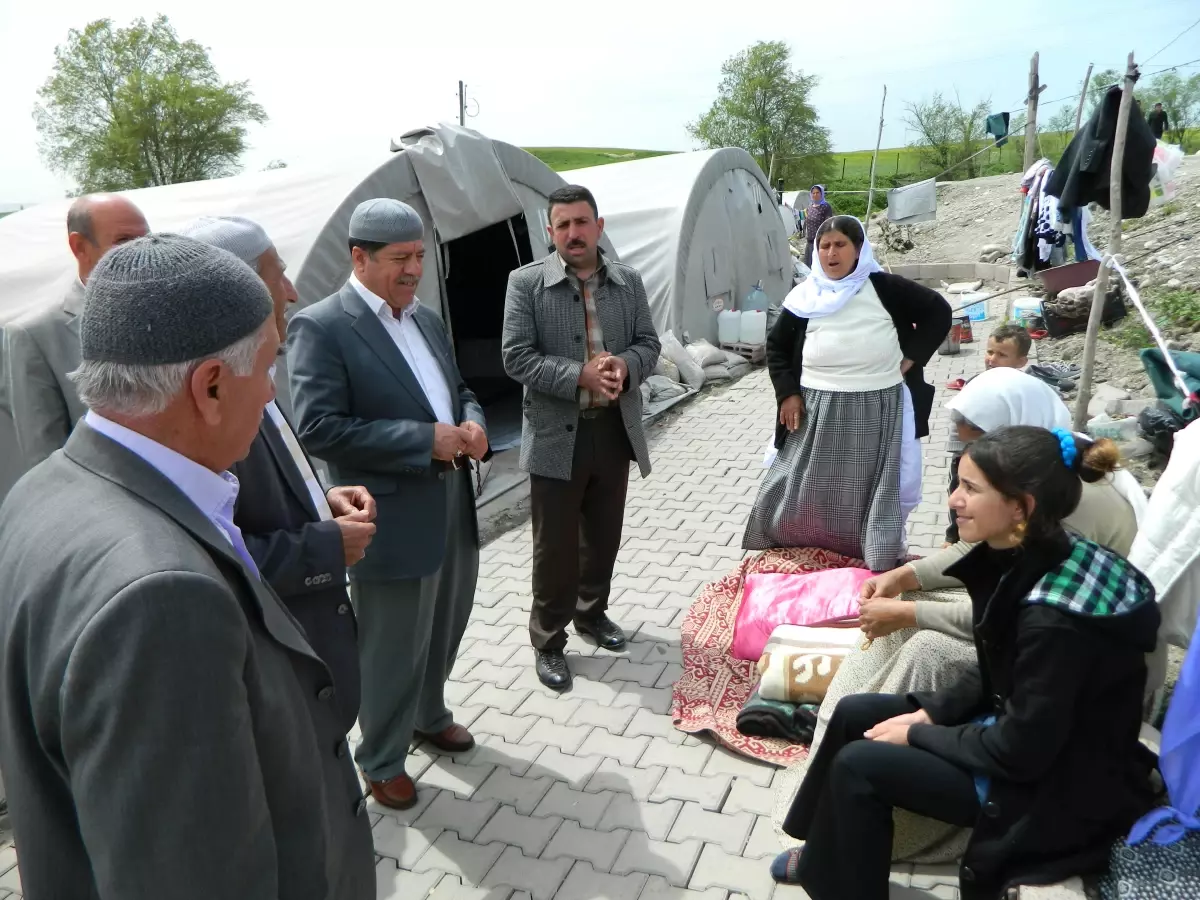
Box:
178, 215, 274, 268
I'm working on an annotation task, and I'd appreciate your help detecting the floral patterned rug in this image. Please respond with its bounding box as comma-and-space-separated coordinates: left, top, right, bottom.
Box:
671, 546, 863, 765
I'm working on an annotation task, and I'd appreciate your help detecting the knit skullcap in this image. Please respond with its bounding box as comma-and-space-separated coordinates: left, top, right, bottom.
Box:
348, 198, 424, 244
81, 233, 273, 366
177, 215, 273, 268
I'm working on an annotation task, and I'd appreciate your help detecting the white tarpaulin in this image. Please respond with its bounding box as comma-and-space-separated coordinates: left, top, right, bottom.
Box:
564, 148, 791, 344
0, 124, 613, 498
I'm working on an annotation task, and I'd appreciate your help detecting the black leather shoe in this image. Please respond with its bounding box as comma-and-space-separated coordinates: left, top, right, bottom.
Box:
535, 649, 572, 691
574, 615, 627, 651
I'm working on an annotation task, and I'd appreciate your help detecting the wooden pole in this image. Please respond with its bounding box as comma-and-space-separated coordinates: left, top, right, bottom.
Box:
1074, 53, 1137, 431
1024, 52, 1042, 171
864, 85, 888, 226
1073, 62, 1094, 136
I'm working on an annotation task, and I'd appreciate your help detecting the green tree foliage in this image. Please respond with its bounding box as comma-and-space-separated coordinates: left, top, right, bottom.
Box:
688, 40, 832, 188
1144, 70, 1200, 149
35, 15, 267, 193
902, 92, 990, 179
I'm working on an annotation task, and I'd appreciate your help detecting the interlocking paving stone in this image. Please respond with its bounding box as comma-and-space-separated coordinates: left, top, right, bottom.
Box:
514, 692, 583, 726
722, 779, 776, 817
376, 859, 441, 900
471, 710, 539, 744
602, 659, 668, 688
640, 738, 712, 776
625, 708, 687, 745
372, 819, 442, 867
429, 873, 513, 900
597, 795, 683, 842
412, 790, 499, 841
701, 747, 775, 788
667, 802, 755, 854
445, 679, 483, 706
411, 831, 508, 884
533, 782, 615, 828
610, 683, 673, 715
368, 783, 438, 825
611, 831, 703, 887
475, 806, 563, 858
531, 747, 604, 788
474, 769, 556, 815
521, 719, 591, 754
557, 862, 648, 900
639, 874, 730, 900
458, 734, 546, 777
742, 816, 784, 860
466, 684, 533, 715
581, 728, 650, 767
568, 700, 636, 734
586, 758, 666, 801
541, 821, 630, 872
649, 769, 731, 812
482, 847, 573, 900
419, 759, 495, 799
689, 844, 777, 900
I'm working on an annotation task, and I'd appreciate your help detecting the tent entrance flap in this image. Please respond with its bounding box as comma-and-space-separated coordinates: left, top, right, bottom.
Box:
444, 213, 534, 452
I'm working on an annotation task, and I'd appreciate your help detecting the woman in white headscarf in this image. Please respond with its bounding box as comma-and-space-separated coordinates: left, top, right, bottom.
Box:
744, 216, 951, 571
770, 365, 1148, 864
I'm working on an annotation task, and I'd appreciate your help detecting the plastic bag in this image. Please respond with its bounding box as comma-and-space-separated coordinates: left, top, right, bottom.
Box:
686, 339, 727, 368
1138, 404, 1185, 456
1149, 139, 1185, 209
660, 330, 705, 391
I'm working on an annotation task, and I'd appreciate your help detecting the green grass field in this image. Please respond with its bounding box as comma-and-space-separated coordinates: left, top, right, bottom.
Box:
524, 147, 676, 171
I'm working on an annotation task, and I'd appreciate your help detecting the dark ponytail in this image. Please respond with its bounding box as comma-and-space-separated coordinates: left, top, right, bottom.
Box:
963, 426, 1122, 539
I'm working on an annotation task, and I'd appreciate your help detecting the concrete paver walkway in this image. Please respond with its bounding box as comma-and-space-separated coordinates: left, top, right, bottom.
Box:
0, 311, 992, 900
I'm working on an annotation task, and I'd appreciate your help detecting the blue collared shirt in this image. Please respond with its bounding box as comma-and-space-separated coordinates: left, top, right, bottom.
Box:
84, 411, 260, 579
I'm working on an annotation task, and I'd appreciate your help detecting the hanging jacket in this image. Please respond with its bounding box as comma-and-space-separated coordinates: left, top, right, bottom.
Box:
907, 533, 1160, 900
1046, 85, 1157, 219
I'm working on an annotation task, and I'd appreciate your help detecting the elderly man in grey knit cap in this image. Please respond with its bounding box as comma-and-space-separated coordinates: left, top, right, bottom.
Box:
180, 215, 377, 734
0, 234, 375, 899
288, 198, 490, 810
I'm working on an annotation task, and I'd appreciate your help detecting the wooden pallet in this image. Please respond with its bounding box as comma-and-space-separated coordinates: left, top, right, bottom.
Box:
719, 341, 766, 364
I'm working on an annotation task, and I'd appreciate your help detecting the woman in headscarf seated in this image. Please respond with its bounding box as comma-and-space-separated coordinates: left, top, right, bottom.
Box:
772, 426, 1160, 900
743, 216, 951, 573
770, 367, 1147, 863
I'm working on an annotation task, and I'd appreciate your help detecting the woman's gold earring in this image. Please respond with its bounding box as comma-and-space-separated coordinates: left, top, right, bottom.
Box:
1012, 520, 1028, 543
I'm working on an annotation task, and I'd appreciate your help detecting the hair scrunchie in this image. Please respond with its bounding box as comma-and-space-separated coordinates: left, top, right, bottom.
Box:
1050, 427, 1078, 470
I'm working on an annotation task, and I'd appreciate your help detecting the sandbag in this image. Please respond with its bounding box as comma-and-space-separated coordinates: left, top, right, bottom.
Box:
653, 355, 681, 383
703, 364, 732, 383
645, 374, 688, 401
660, 330, 705, 391
686, 339, 727, 368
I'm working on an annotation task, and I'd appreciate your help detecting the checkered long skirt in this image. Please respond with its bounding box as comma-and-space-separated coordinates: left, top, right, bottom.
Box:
742, 385, 905, 572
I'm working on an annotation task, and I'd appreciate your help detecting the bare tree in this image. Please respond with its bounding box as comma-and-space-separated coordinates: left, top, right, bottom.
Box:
903, 92, 990, 179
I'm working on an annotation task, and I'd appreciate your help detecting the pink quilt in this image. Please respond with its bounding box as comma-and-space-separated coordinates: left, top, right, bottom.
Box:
730, 567, 872, 661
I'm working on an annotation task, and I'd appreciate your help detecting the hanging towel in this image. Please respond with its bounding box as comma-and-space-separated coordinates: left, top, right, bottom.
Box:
887, 178, 937, 224
986, 112, 1011, 147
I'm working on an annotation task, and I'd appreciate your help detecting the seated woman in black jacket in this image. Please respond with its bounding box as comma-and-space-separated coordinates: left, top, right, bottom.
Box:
742, 216, 950, 571
772, 425, 1160, 900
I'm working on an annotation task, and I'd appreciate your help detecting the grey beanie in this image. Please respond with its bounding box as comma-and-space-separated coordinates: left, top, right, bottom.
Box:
81, 233, 273, 366
348, 198, 424, 244
177, 215, 273, 267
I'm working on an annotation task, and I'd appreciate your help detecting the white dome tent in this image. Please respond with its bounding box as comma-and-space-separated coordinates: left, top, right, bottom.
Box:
564, 148, 791, 345
0, 123, 614, 498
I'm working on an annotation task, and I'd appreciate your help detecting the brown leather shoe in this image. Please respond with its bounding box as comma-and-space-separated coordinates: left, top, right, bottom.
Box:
366, 772, 417, 810
415, 723, 476, 753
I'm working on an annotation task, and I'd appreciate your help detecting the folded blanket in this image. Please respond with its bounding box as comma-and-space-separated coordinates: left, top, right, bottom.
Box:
732, 568, 872, 661
736, 687, 818, 744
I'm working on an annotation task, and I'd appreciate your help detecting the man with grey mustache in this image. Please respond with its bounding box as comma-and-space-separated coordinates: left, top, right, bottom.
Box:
287, 199, 490, 811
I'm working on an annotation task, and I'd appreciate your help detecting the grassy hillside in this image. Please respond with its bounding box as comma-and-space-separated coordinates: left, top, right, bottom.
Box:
525, 147, 675, 172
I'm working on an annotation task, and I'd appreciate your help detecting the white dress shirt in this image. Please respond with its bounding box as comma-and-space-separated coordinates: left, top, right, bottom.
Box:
84, 411, 260, 578
349, 275, 456, 426
264, 400, 334, 520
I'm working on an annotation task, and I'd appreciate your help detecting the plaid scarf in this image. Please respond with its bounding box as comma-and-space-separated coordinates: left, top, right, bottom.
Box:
1024, 536, 1155, 617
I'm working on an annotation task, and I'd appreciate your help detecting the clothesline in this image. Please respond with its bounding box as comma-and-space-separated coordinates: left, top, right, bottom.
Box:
1106, 255, 1199, 410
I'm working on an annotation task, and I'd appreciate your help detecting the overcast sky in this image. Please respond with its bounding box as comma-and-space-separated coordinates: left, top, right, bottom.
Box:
1, 0, 1196, 203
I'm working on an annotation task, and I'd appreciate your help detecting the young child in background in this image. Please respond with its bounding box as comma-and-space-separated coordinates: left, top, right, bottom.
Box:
943, 325, 1033, 543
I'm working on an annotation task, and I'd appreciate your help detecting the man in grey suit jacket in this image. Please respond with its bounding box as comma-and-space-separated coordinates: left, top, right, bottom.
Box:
289, 199, 489, 811
0, 234, 374, 899
502, 185, 660, 690
2, 194, 148, 473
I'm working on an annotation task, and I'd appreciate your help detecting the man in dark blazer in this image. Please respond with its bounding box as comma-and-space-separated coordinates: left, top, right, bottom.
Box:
288, 199, 490, 811
182, 216, 378, 730
0, 235, 374, 899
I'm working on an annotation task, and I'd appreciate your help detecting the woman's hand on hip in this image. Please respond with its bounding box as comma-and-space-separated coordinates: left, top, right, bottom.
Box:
900, 358, 914, 375
865, 709, 932, 745
779, 395, 804, 432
